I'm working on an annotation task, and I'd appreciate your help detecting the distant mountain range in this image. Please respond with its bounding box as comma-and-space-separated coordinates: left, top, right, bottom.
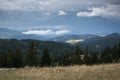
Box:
0, 28, 48, 40
50, 33, 120, 51
78, 33, 120, 51
0, 28, 20, 39
0, 28, 120, 51
49, 34, 100, 43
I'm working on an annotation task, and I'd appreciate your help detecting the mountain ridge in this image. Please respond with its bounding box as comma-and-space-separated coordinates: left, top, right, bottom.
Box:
0, 28, 48, 40
0, 28, 120, 51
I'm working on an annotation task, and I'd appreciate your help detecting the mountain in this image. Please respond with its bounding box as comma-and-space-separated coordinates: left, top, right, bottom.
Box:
0, 28, 48, 40
49, 34, 100, 44
1, 28, 120, 51
0, 28, 21, 39
0, 39, 74, 56
76, 33, 120, 51
50, 33, 120, 51
15, 34, 48, 40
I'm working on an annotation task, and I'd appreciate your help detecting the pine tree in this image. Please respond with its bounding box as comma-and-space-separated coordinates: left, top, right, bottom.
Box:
41, 48, 52, 67
0, 51, 4, 68
25, 42, 38, 66
69, 46, 83, 65
83, 54, 92, 65
14, 48, 23, 68
100, 47, 111, 63
74, 46, 83, 55
6, 49, 15, 68
91, 52, 98, 64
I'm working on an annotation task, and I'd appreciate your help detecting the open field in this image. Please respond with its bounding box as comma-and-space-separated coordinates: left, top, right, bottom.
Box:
0, 63, 120, 80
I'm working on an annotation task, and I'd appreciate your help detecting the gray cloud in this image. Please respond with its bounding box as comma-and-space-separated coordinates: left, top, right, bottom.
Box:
0, 0, 120, 19
0, 0, 120, 11
104, 0, 120, 4
75, 0, 120, 18
77, 4, 120, 18
0, 0, 95, 12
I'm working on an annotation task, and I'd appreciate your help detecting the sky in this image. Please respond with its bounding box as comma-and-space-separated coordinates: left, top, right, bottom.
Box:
0, 0, 120, 36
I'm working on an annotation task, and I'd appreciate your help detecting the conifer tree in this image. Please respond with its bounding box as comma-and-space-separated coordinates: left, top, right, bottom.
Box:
70, 46, 83, 65
100, 47, 111, 63
41, 48, 52, 67
14, 48, 23, 67
74, 46, 83, 55
0, 51, 4, 68
83, 54, 92, 65
6, 49, 15, 68
91, 52, 98, 64
26, 42, 38, 66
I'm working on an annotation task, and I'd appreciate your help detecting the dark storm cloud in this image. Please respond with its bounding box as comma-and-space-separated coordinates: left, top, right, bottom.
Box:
104, 0, 120, 5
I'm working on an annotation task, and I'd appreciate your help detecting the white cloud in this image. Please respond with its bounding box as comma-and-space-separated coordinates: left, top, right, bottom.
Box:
43, 13, 51, 16
0, 0, 120, 18
55, 30, 70, 34
0, 0, 119, 12
77, 5, 120, 18
45, 25, 68, 29
22, 29, 70, 35
58, 10, 67, 16
28, 25, 69, 30
0, 0, 94, 12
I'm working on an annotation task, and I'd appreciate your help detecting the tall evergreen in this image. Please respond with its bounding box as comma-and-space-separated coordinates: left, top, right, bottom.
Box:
91, 52, 99, 64
69, 46, 83, 65
25, 42, 38, 66
14, 48, 23, 67
100, 47, 112, 63
83, 54, 92, 65
41, 48, 52, 67
6, 49, 15, 68
0, 51, 4, 67
74, 46, 83, 55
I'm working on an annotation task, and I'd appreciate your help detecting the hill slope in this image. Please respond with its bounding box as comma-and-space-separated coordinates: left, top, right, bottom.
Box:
77, 33, 120, 51
0, 39, 74, 56
50, 34, 99, 43
50, 33, 120, 51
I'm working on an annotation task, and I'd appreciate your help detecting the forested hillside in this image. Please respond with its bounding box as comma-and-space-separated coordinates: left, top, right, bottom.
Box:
0, 39, 120, 68
0, 39, 73, 56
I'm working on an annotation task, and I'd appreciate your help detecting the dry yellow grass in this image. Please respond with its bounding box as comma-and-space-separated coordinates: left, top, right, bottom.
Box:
0, 63, 120, 80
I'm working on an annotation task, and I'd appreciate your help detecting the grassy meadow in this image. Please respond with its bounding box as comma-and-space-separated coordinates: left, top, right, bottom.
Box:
0, 63, 120, 80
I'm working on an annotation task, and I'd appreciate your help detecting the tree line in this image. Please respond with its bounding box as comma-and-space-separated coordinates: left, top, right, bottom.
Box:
0, 42, 120, 68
